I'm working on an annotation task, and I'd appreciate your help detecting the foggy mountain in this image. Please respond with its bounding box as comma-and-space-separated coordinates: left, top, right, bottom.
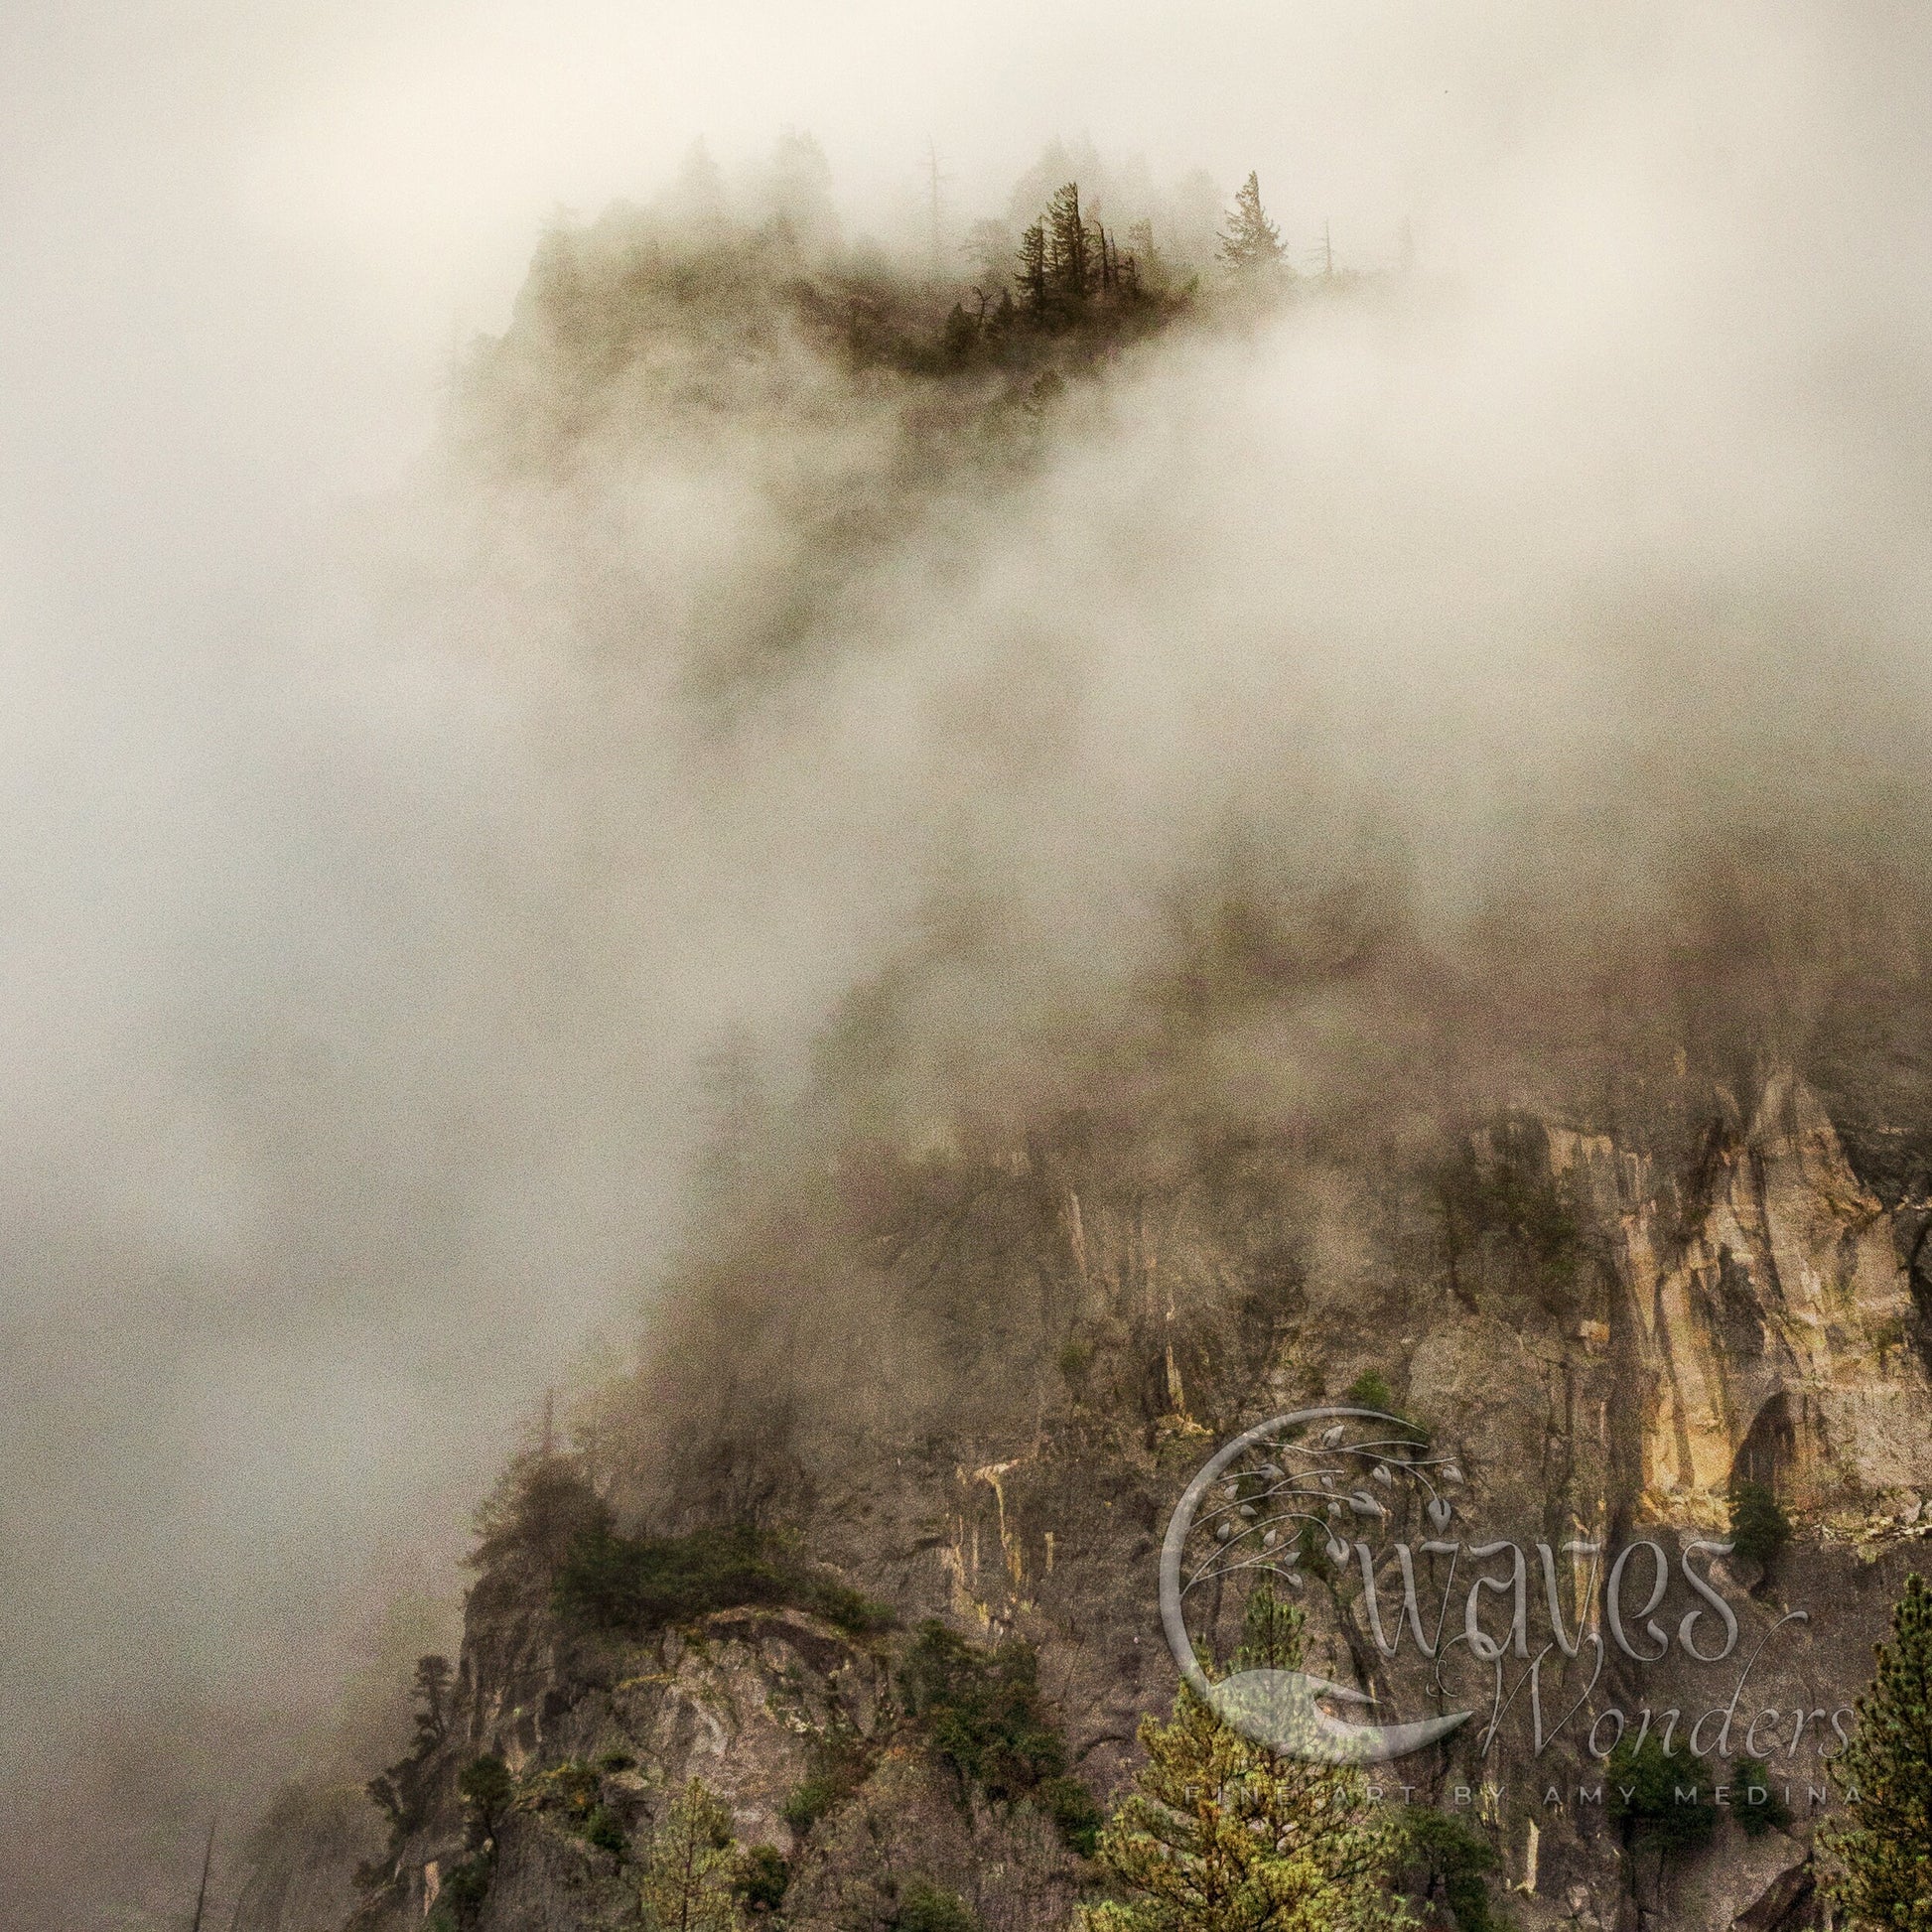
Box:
6, 5, 1932, 1928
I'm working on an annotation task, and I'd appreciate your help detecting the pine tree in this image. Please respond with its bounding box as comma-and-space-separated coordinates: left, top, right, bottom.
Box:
1094, 221, 1116, 295
942, 302, 978, 364
411, 1655, 453, 1750
764, 130, 840, 257
641, 1778, 742, 1932
965, 217, 1015, 288
1016, 222, 1048, 313
1822, 1573, 1932, 1929
1078, 1589, 1410, 1932
1219, 173, 1287, 277
458, 1755, 513, 1849
1044, 182, 1092, 301
1727, 1480, 1791, 1571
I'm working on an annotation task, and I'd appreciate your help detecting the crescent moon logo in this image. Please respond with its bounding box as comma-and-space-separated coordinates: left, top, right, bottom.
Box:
1159, 1406, 1473, 1764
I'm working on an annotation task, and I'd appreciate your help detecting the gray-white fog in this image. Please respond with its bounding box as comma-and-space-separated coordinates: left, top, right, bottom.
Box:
3, 3, 1928, 1923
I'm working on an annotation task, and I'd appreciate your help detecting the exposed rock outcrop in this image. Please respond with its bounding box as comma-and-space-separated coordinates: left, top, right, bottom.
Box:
232, 1070, 1932, 1932
1603, 1072, 1932, 1518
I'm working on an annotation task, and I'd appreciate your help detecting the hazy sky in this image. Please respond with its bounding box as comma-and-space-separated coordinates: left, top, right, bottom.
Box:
4, 3, 1931, 1923
0, 0, 1511, 1734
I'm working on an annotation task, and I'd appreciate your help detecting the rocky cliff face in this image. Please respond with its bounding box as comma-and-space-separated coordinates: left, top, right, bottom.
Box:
264, 1068, 1932, 1932
1606, 1072, 1932, 1518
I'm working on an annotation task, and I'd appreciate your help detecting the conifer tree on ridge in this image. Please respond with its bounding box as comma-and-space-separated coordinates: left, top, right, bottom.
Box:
1823, 1571, 1932, 1929
1219, 172, 1287, 276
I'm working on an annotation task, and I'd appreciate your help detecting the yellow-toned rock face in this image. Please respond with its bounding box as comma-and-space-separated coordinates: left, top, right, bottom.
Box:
1603, 1072, 1932, 1516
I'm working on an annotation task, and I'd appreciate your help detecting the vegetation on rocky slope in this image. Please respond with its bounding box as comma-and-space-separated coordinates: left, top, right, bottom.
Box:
898, 1619, 1104, 1855
1079, 1588, 1412, 1932
1727, 1479, 1793, 1573
228, 124, 1932, 1932
554, 1509, 896, 1639
1823, 1571, 1932, 1926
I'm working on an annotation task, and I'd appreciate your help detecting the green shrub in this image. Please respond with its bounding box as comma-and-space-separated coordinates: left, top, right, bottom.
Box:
1296, 1516, 1337, 1583
554, 1518, 895, 1637
1038, 1774, 1103, 1857
555, 1520, 784, 1626
1056, 1336, 1094, 1386
1731, 1757, 1792, 1837
736, 1844, 790, 1913
1344, 1370, 1396, 1412
804, 1576, 899, 1636
521, 1759, 602, 1835
892, 1877, 979, 1932
516, 1758, 629, 1855
899, 1620, 1067, 1800
432, 1855, 492, 1931
458, 1755, 513, 1844
779, 1736, 870, 1837
780, 1772, 844, 1835
1606, 1730, 1719, 1854
1397, 1808, 1507, 1932
897, 1620, 1096, 1855
1339, 1371, 1428, 1446
489, 1754, 632, 1857
1435, 1122, 1585, 1315
583, 1803, 626, 1856
1728, 1482, 1791, 1570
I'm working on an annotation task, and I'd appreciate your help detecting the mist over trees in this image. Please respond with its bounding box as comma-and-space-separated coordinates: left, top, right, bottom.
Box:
445, 141, 1319, 706
94, 91, 1932, 1932
1218, 172, 1288, 278
457, 139, 1316, 467
21, 3, 1932, 1925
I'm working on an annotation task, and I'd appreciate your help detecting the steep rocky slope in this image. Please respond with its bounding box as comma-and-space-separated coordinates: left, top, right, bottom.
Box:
278, 1064, 1932, 1932
215, 174, 1932, 1932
